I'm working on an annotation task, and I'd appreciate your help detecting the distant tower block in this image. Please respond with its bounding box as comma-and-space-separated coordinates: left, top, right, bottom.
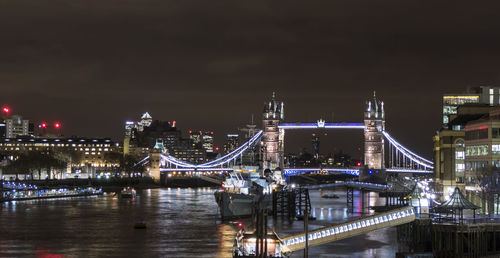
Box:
262, 92, 285, 171
364, 91, 385, 170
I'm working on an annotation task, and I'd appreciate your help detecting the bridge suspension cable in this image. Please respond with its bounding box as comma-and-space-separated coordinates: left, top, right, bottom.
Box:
381, 130, 434, 169
160, 130, 263, 168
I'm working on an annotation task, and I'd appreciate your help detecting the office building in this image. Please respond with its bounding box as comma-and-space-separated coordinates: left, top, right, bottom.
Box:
202, 131, 214, 153
443, 86, 500, 129
4, 115, 33, 138
224, 134, 239, 154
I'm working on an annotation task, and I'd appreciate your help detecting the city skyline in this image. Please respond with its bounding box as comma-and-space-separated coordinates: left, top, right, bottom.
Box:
4, 1, 500, 157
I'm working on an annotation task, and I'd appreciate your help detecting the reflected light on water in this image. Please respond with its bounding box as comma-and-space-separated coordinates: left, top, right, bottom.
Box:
0, 188, 398, 257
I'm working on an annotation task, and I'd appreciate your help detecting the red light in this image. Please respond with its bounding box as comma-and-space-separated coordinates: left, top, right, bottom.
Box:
324, 133, 328, 136
54, 122, 61, 129
189, 130, 192, 134
211, 131, 213, 135
312, 133, 315, 136
41, 122, 47, 128
237, 222, 243, 228
215, 147, 220, 151
356, 162, 361, 166
2, 107, 10, 114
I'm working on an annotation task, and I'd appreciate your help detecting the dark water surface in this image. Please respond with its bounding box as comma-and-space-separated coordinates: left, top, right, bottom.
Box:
0, 188, 397, 258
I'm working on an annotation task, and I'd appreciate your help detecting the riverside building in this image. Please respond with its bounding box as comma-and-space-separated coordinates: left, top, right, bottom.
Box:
0, 137, 120, 179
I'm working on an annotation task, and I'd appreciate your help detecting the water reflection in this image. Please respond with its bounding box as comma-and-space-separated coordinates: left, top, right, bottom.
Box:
0, 188, 396, 257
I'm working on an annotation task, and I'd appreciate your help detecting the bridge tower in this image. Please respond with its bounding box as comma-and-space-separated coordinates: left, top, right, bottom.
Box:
361, 92, 386, 183
262, 92, 285, 172
149, 139, 163, 184
364, 92, 385, 169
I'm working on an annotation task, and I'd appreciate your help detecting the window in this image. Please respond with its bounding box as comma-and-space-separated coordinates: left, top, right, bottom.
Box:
491, 88, 495, 105
466, 128, 488, 140
493, 145, 500, 155
493, 128, 500, 138
455, 151, 465, 160
456, 163, 465, 172
466, 145, 488, 156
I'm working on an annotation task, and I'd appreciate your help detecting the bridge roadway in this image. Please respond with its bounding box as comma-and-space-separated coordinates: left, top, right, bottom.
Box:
284, 167, 433, 177
279, 206, 415, 253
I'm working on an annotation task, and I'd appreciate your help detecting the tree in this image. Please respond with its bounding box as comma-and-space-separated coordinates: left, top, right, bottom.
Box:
120, 154, 139, 177
104, 151, 123, 176
476, 166, 500, 216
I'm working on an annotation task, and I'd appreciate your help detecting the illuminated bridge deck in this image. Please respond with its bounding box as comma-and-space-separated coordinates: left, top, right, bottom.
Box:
279, 206, 416, 253
278, 122, 365, 129
283, 168, 361, 177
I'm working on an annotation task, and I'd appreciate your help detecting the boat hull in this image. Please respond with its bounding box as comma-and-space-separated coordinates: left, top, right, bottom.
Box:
214, 191, 272, 220
214, 191, 254, 220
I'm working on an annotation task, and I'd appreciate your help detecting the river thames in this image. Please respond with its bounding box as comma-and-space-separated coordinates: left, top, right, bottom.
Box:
0, 188, 397, 257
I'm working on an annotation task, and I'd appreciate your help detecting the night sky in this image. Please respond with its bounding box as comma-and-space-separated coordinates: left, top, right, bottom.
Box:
2, 1, 500, 158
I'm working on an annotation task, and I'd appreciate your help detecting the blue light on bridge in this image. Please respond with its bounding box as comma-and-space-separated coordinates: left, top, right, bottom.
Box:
283, 168, 361, 177
278, 122, 365, 129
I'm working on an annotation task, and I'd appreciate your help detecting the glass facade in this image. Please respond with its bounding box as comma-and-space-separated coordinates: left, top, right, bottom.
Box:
442, 95, 480, 126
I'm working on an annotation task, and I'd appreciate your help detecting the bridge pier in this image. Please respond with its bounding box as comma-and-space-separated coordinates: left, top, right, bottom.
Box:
347, 187, 354, 213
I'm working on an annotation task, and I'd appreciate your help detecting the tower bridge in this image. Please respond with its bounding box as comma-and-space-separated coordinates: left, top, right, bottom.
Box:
145, 93, 434, 184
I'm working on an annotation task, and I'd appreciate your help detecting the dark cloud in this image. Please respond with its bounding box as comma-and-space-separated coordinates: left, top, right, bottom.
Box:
2, 0, 500, 157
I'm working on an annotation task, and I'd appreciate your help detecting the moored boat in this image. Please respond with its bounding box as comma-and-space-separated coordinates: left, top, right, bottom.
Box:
214, 169, 286, 220
120, 187, 136, 198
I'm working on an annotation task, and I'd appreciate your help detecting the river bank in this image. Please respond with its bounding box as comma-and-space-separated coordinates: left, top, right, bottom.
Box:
1, 178, 160, 192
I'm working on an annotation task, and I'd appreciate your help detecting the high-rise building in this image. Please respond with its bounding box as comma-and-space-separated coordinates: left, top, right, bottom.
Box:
5, 115, 32, 138
189, 130, 202, 144
123, 112, 157, 155
140, 112, 153, 129
202, 131, 214, 153
443, 86, 500, 129
224, 134, 240, 154
187, 130, 214, 153
171, 138, 206, 164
